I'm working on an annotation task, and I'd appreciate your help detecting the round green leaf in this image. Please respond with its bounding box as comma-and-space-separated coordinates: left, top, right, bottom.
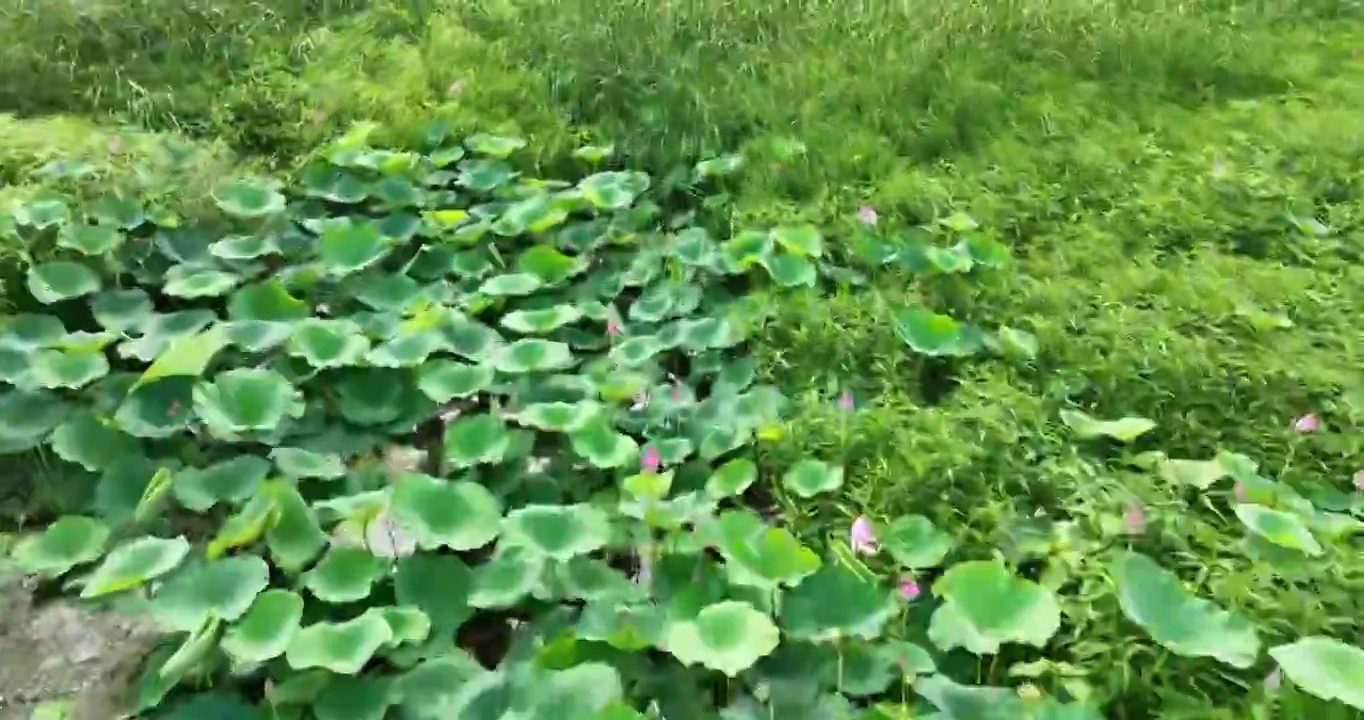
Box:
493, 339, 574, 373
49, 413, 139, 472
579, 171, 649, 210
221, 589, 304, 665
367, 332, 443, 368
883, 515, 955, 569
892, 307, 985, 357
664, 601, 779, 676
14, 197, 71, 229
304, 547, 387, 603
228, 280, 310, 321
320, 222, 391, 276
214, 179, 286, 217
1235, 504, 1323, 556
502, 305, 583, 334
1271, 636, 1364, 711
334, 368, 411, 425
58, 224, 123, 255
286, 613, 394, 674
469, 545, 544, 609
928, 559, 1060, 655
417, 360, 494, 403
1109, 551, 1260, 668
163, 268, 241, 298
371, 605, 431, 647
193, 368, 303, 440
569, 417, 639, 468
771, 225, 824, 258
151, 555, 270, 631
115, 376, 193, 438
32, 349, 108, 389
1060, 409, 1156, 442
514, 400, 601, 433
314, 675, 393, 720
1158, 458, 1228, 489
494, 195, 570, 236
706, 458, 758, 498
223, 320, 293, 352
172, 456, 270, 511
608, 335, 665, 367
503, 504, 611, 560
781, 459, 843, 498
558, 557, 644, 604
390, 473, 503, 550
81, 535, 191, 598
516, 245, 583, 284
395, 554, 473, 631
714, 510, 820, 589
12, 516, 109, 577
265, 480, 328, 572
781, 564, 895, 641
479, 272, 544, 297
210, 234, 281, 261
272, 447, 346, 479
136, 327, 230, 389
288, 319, 370, 368
27, 261, 101, 303
444, 414, 512, 468
723, 231, 772, 269
465, 133, 526, 158
353, 273, 423, 311
757, 252, 817, 287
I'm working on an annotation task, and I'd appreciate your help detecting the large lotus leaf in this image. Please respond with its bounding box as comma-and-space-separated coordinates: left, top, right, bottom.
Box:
156, 691, 258, 720
115, 376, 193, 438
264, 480, 328, 572
715, 510, 820, 588
883, 515, 955, 568
135, 327, 229, 390
663, 600, 779, 676
0, 314, 66, 351
367, 332, 445, 368
469, 546, 546, 609
502, 305, 583, 335
494, 194, 570, 236
771, 225, 824, 258
723, 230, 773, 270
928, 559, 1061, 654
117, 311, 216, 363
892, 307, 984, 357
320, 222, 391, 276
94, 456, 170, 526
558, 557, 644, 604
457, 159, 517, 192
1235, 504, 1323, 556
391, 473, 503, 550
205, 492, 275, 559
442, 414, 509, 468
334, 368, 411, 425
1157, 457, 1228, 489
193, 368, 303, 440
1271, 636, 1364, 711
353, 272, 422, 311
288, 319, 370, 368
27, 261, 101, 304
578, 171, 649, 210
608, 336, 665, 367
31, 349, 107, 389
171, 456, 270, 511
13, 197, 71, 229
570, 417, 639, 469
58, 223, 123, 255
227, 280, 310, 321
81, 535, 190, 598
151, 555, 270, 631
757, 252, 818, 288
1109, 551, 1260, 667
214, 179, 286, 217
913, 675, 1025, 720
223, 320, 293, 352
503, 504, 611, 560
479, 272, 544, 297
781, 564, 895, 642
12, 516, 109, 577
516, 245, 583, 284
304, 547, 387, 603
492, 339, 573, 373
163, 267, 241, 299
0, 389, 67, 451
286, 613, 394, 674
210, 234, 281, 261
395, 554, 474, 631
706, 458, 758, 498
272, 447, 345, 480
781, 459, 843, 498
1060, 410, 1155, 443
465, 133, 526, 158
514, 400, 601, 433
220, 589, 304, 665
440, 318, 503, 362
417, 360, 494, 403
49, 413, 140, 472
312, 675, 393, 720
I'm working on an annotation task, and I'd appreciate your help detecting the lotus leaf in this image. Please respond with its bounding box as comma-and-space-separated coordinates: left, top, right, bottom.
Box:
214, 179, 286, 217
514, 400, 602, 432
272, 447, 346, 479
664, 601, 779, 676
193, 368, 303, 440
1060, 410, 1156, 442
715, 510, 820, 588
12, 516, 109, 577
503, 503, 612, 560
81, 535, 190, 598
781, 564, 896, 641
395, 554, 474, 631
286, 613, 394, 674
390, 473, 503, 550
50, 413, 140, 472
27, 261, 101, 304
570, 417, 639, 468
782, 459, 843, 498
706, 458, 758, 498
493, 339, 574, 373
221, 589, 304, 664
58, 224, 123, 255
892, 307, 984, 356
289, 319, 370, 368
1271, 636, 1364, 711
1234, 504, 1323, 556
928, 559, 1060, 654
883, 515, 955, 568
151, 555, 270, 631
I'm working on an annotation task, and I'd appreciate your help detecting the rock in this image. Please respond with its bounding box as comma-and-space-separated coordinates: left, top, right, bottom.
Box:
0, 578, 163, 720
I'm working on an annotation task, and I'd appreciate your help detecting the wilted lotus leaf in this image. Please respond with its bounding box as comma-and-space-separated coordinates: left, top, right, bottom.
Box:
172, 456, 270, 511
514, 400, 602, 432
286, 613, 394, 674
1271, 636, 1364, 711
50, 413, 139, 472
469, 545, 545, 609
663, 600, 779, 676
303, 547, 387, 603
272, 447, 346, 480
395, 554, 473, 631
214, 179, 286, 217
892, 306, 984, 357
706, 458, 758, 498
289, 319, 370, 368
503, 504, 611, 560
715, 510, 820, 589
781, 564, 895, 642
579, 171, 649, 210
163, 267, 240, 298
1234, 504, 1323, 556
781, 459, 843, 498
12, 516, 109, 577
883, 515, 954, 569
390, 473, 502, 550
608, 335, 665, 367
444, 414, 512, 468
502, 305, 583, 334
757, 252, 817, 288
151, 555, 270, 631
465, 133, 526, 158
58, 224, 123, 255
27, 261, 101, 303
570, 417, 639, 468
928, 559, 1060, 654
220, 589, 304, 665
193, 368, 303, 440
81, 535, 190, 598
493, 339, 574, 373
1060, 410, 1155, 443
1110, 551, 1260, 667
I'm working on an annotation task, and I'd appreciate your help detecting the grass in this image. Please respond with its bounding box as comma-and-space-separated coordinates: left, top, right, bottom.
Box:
2, 0, 1364, 716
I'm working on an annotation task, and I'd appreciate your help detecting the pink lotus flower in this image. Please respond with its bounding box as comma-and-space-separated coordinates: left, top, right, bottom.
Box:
850, 516, 877, 554
1233, 482, 1248, 502
606, 317, 621, 336
1124, 505, 1146, 535
856, 205, 879, 226
1355, 470, 1364, 491
641, 445, 661, 473
837, 390, 855, 411
672, 385, 684, 402
1294, 413, 1320, 433
897, 577, 921, 601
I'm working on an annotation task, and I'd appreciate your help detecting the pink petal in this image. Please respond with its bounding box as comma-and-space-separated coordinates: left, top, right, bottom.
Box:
850, 516, 878, 554
897, 577, 921, 601
641, 446, 661, 472
1353, 470, 1364, 491
837, 391, 855, 411
1294, 413, 1320, 433
856, 205, 878, 226
1124, 505, 1145, 535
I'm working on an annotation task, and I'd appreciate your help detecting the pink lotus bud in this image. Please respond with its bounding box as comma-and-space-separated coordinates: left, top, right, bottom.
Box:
837, 390, 855, 411
1233, 482, 1248, 502
1294, 413, 1320, 433
850, 516, 877, 554
607, 317, 621, 336
1353, 470, 1364, 492
897, 577, 921, 601
1124, 505, 1146, 535
856, 205, 879, 226
641, 445, 661, 473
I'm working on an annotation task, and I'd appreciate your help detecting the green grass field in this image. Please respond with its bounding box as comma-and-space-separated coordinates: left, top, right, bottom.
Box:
2, 0, 1363, 717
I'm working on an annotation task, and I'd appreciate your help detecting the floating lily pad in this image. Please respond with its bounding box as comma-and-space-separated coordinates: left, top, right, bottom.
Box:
390, 473, 503, 550
928, 559, 1060, 655
1060, 410, 1155, 442
221, 589, 304, 665
27, 261, 101, 304
12, 516, 109, 577
664, 601, 779, 676
81, 535, 190, 598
